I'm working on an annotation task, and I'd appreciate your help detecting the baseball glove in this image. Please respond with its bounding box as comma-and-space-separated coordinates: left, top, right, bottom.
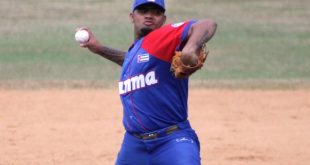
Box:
171, 43, 209, 79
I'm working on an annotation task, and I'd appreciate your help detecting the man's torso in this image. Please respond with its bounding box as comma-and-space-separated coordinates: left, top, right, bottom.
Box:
119, 20, 195, 133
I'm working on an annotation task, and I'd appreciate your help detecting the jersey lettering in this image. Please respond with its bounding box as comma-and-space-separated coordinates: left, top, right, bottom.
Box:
119, 71, 158, 94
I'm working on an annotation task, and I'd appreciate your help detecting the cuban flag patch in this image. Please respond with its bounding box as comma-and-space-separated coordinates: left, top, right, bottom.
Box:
137, 53, 150, 63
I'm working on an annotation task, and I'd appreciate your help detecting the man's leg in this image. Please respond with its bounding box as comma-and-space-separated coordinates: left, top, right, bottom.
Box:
115, 132, 149, 165
150, 129, 201, 165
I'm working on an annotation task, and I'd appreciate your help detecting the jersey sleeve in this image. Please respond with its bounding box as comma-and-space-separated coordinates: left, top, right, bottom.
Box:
141, 20, 196, 63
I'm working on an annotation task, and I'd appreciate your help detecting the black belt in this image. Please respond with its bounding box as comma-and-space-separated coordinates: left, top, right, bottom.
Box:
132, 125, 179, 140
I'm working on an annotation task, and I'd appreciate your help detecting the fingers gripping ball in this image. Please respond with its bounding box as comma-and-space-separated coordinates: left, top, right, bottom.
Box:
171, 43, 209, 79
75, 30, 90, 43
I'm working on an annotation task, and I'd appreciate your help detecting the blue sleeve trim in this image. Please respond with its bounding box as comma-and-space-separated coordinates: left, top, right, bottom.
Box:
177, 20, 197, 51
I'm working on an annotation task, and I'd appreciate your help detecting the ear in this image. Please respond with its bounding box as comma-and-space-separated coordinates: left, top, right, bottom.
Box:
129, 13, 134, 23
161, 14, 167, 26
163, 14, 167, 24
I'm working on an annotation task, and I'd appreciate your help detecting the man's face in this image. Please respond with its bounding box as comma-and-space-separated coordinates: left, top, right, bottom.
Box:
130, 4, 166, 39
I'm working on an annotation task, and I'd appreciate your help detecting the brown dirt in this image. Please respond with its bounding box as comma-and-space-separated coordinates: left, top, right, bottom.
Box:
0, 89, 309, 165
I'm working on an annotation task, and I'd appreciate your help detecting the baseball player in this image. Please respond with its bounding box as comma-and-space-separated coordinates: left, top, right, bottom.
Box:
77, 0, 217, 164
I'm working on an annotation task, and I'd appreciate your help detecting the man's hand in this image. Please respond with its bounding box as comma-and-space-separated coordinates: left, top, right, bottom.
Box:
170, 19, 216, 79
170, 43, 209, 79
75, 27, 102, 53
75, 27, 126, 66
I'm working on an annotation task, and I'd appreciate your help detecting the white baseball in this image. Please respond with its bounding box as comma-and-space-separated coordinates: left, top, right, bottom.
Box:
75, 30, 90, 43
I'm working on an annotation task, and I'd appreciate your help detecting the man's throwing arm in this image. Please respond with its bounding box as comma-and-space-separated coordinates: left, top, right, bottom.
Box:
77, 27, 127, 66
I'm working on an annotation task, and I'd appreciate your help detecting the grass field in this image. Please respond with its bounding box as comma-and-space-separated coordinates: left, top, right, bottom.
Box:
1, 0, 310, 88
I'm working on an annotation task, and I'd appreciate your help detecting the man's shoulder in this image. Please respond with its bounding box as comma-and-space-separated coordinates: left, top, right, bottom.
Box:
144, 20, 193, 40
141, 20, 195, 62
158, 20, 192, 31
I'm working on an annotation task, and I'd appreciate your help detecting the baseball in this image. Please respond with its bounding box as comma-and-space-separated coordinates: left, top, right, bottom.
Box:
75, 30, 90, 43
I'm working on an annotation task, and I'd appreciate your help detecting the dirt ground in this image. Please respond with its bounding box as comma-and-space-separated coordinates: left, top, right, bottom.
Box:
0, 89, 309, 165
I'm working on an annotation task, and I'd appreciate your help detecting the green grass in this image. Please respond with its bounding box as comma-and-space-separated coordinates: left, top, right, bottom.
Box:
0, 0, 309, 88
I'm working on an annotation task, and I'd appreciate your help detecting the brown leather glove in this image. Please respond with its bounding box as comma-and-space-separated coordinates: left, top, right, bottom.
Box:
171, 44, 209, 79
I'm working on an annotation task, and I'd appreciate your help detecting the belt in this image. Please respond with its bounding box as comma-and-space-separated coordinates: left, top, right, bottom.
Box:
132, 125, 179, 140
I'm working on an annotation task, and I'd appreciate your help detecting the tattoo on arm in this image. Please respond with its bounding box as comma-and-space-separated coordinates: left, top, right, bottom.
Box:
198, 32, 210, 48
94, 46, 126, 66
